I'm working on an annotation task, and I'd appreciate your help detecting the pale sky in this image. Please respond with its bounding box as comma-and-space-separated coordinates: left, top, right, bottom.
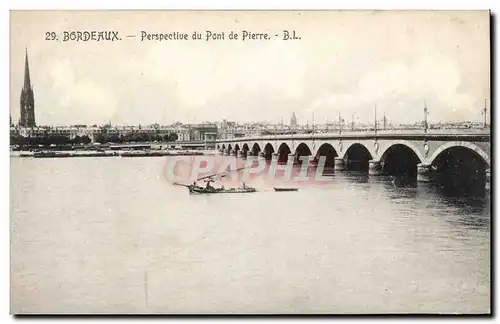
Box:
10, 10, 490, 126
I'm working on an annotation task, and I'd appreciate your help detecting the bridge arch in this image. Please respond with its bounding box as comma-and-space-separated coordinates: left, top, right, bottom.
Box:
379, 142, 423, 176
429, 141, 490, 196
221, 144, 226, 150
314, 143, 338, 167
342, 142, 373, 171
295, 142, 313, 162
263, 142, 275, 160
429, 141, 490, 166
227, 144, 233, 151
250, 142, 261, 155
242, 143, 250, 153
379, 140, 425, 164
234, 144, 240, 152
277, 142, 292, 163
341, 142, 376, 160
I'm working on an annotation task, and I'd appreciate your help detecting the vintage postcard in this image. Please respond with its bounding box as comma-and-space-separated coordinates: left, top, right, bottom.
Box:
10, 10, 490, 314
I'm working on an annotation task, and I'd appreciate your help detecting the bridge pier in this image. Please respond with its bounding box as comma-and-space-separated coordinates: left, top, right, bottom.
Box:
271, 153, 279, 163
486, 168, 491, 191
224, 149, 230, 156
369, 160, 383, 176
230, 149, 237, 156
247, 151, 254, 157
288, 154, 296, 164
334, 157, 345, 171
417, 163, 433, 183
237, 150, 246, 158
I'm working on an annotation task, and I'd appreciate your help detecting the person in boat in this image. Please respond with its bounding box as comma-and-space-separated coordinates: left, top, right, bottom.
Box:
206, 179, 215, 191
242, 182, 246, 189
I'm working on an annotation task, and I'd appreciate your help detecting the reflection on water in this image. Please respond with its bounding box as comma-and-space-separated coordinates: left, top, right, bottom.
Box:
10, 156, 490, 314
343, 170, 370, 184
391, 176, 418, 189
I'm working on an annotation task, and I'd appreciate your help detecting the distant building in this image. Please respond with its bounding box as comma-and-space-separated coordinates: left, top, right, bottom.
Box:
19, 48, 36, 127
290, 112, 297, 128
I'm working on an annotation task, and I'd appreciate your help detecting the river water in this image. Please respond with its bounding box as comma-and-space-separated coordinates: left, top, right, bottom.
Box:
10, 155, 490, 314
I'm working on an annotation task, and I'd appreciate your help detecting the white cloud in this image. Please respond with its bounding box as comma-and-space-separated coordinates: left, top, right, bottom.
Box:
47, 59, 118, 124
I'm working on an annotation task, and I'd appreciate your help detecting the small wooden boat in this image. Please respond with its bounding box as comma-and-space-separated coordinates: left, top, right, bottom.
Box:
274, 188, 299, 192
189, 186, 257, 194
174, 166, 258, 195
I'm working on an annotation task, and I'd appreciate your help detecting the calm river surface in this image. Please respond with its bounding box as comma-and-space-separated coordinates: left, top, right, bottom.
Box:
10, 155, 490, 314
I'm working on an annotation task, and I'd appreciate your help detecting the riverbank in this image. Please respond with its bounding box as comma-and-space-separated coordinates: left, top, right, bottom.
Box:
12, 149, 215, 158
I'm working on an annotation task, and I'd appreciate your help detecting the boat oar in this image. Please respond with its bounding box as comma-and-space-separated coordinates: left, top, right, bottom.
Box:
173, 182, 191, 188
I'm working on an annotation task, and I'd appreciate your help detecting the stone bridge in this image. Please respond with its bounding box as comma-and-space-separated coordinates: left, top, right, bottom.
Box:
215, 129, 491, 187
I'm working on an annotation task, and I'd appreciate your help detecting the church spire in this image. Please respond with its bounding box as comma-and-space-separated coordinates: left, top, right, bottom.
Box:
24, 47, 31, 90
20, 47, 35, 127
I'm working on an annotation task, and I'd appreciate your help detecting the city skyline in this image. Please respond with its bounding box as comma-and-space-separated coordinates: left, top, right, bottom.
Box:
10, 11, 490, 126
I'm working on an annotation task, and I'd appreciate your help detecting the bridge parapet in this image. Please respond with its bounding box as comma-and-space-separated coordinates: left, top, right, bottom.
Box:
215, 128, 490, 143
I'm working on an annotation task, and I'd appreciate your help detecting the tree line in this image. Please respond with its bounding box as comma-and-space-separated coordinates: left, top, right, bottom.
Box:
10, 134, 92, 146
94, 132, 178, 144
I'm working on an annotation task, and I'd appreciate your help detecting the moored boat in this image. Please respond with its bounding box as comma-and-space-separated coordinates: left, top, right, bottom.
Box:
34, 151, 72, 158
274, 188, 299, 192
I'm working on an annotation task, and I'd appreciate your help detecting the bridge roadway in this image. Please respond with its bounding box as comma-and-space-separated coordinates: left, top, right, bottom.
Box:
214, 128, 491, 186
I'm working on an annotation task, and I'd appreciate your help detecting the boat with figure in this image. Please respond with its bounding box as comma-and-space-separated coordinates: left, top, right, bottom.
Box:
274, 188, 299, 192
174, 167, 257, 194
189, 185, 257, 194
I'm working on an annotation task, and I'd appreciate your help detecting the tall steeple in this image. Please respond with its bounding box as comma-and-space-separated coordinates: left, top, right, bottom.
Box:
20, 47, 35, 127
23, 47, 31, 90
